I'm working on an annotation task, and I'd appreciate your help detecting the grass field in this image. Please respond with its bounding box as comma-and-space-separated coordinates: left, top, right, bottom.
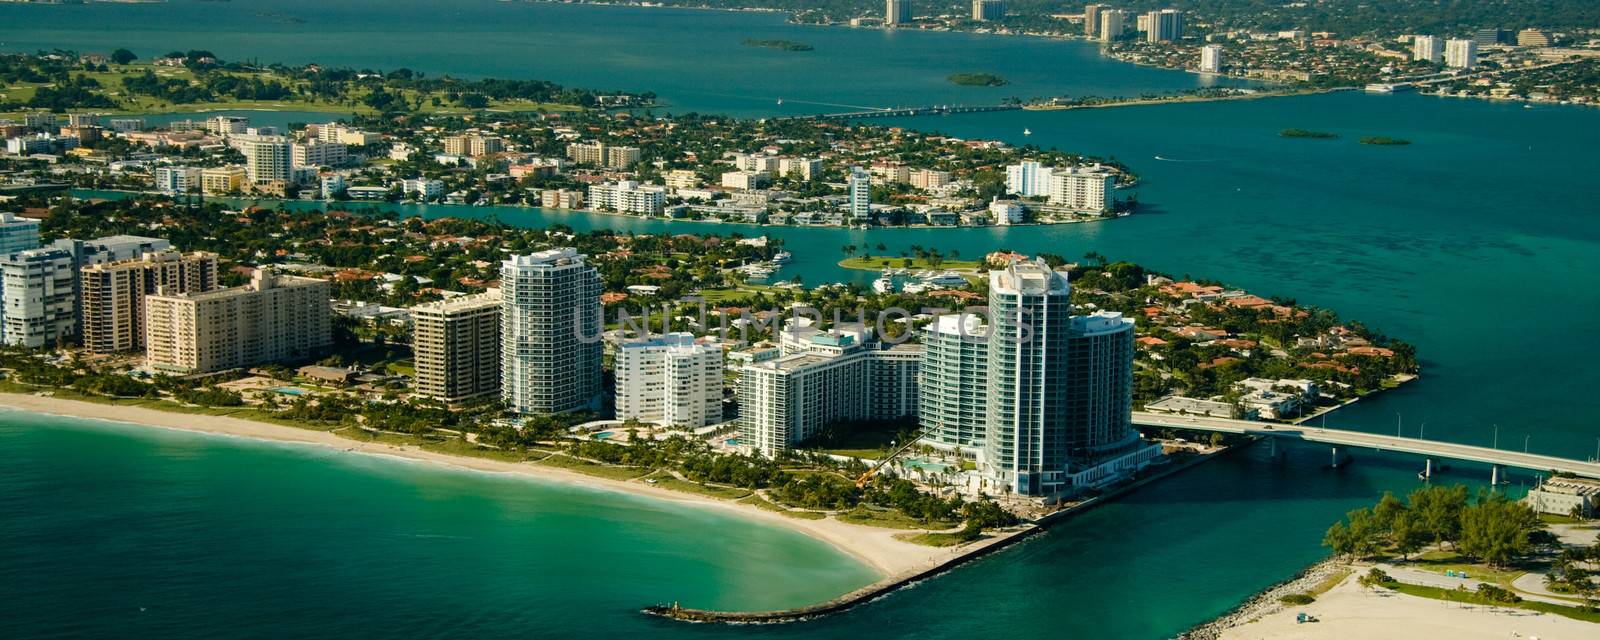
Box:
737, 494, 828, 520
837, 506, 956, 530
645, 474, 752, 500
895, 530, 979, 547
2, 62, 585, 119
837, 256, 982, 272
1383, 581, 1600, 623
535, 454, 651, 481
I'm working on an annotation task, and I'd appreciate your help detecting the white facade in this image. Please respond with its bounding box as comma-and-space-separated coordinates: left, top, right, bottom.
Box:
738, 330, 921, 457
1048, 167, 1115, 213
154, 166, 202, 195
778, 157, 822, 181
615, 333, 723, 428
988, 199, 1024, 225
1145, 9, 1183, 42
241, 136, 291, 183
720, 170, 769, 191
1099, 10, 1126, 42
1413, 35, 1443, 63
0, 247, 76, 348
847, 166, 872, 219
885, 0, 913, 25
500, 249, 602, 415
1445, 38, 1477, 69
588, 181, 666, 216
401, 178, 444, 200
1005, 160, 1054, 198
290, 140, 348, 169
1200, 44, 1223, 73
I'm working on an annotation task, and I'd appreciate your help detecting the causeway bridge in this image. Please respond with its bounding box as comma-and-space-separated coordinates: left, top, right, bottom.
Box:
783, 104, 1022, 121
1133, 411, 1600, 481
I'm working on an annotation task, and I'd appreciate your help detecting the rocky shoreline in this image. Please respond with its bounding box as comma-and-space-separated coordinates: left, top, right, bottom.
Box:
1180, 557, 1347, 639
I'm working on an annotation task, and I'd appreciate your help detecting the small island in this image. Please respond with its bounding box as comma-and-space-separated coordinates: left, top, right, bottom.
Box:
948, 72, 1008, 87
1360, 136, 1412, 146
1280, 128, 1339, 139
742, 39, 814, 52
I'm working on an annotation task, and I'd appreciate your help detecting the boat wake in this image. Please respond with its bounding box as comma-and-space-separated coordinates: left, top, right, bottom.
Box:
1153, 155, 1222, 162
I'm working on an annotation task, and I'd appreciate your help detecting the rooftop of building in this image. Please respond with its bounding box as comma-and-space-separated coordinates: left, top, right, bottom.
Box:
505, 247, 583, 267
410, 289, 501, 314
991, 257, 1068, 295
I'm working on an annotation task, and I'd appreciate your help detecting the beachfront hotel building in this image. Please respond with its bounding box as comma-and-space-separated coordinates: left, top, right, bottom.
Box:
917, 259, 1158, 498
500, 249, 602, 415
143, 268, 331, 374
738, 323, 920, 457
1, 235, 170, 349
919, 314, 989, 449
411, 290, 502, 404
80, 251, 219, 354
614, 332, 723, 428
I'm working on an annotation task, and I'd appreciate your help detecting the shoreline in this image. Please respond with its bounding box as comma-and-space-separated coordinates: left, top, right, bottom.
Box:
76, 189, 1134, 232
1023, 87, 1343, 112
0, 392, 963, 581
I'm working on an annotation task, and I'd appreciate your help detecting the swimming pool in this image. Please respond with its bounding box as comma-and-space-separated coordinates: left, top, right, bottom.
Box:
273, 387, 307, 396
591, 431, 614, 440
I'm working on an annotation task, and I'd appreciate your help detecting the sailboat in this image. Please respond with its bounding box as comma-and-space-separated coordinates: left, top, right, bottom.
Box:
1023, 128, 1032, 136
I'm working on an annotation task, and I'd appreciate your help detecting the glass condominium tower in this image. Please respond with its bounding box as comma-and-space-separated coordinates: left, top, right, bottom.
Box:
501, 248, 602, 414
983, 259, 1075, 496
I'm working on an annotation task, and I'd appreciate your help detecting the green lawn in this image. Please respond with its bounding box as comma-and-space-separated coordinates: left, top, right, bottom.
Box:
837, 506, 955, 530
1405, 551, 1528, 587
837, 257, 982, 272
737, 494, 828, 519
1383, 582, 1600, 623
895, 530, 980, 547
535, 454, 651, 481
646, 475, 752, 500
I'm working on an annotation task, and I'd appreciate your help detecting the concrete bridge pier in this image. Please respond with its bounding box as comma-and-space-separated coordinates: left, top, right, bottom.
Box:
1422, 458, 1434, 480
1490, 465, 1502, 487
1266, 437, 1278, 458
1330, 446, 1345, 468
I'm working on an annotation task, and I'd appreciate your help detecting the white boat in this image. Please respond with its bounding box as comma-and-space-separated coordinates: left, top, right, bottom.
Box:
872, 273, 894, 294
921, 271, 968, 287
772, 251, 792, 264
901, 282, 930, 294
1023, 128, 1032, 135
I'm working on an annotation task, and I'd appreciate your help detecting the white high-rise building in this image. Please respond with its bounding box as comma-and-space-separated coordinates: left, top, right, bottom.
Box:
885, 0, 913, 26
738, 324, 920, 457
1048, 167, 1116, 214
1005, 161, 1055, 198
290, 140, 347, 169
0, 247, 77, 348
919, 314, 989, 450
615, 332, 723, 428
588, 180, 666, 216
1200, 44, 1223, 73
1099, 10, 1126, 42
1145, 9, 1183, 43
971, 0, 1004, 21
917, 259, 1158, 498
1413, 35, 1443, 63
1445, 38, 1477, 69
241, 135, 291, 183
0, 235, 170, 348
0, 212, 41, 255
1083, 4, 1104, 38
154, 166, 202, 195
778, 157, 822, 181
500, 249, 602, 415
144, 268, 331, 374
847, 166, 872, 219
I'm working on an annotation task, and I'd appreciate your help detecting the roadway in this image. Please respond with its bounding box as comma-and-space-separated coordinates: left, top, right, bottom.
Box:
1132, 411, 1600, 479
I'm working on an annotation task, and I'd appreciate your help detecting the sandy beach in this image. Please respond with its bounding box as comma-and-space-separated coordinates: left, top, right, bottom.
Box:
0, 392, 993, 582
1220, 572, 1599, 640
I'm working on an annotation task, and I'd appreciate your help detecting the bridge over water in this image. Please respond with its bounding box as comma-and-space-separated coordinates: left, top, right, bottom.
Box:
1133, 411, 1600, 480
